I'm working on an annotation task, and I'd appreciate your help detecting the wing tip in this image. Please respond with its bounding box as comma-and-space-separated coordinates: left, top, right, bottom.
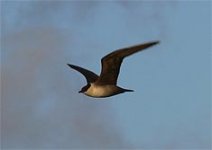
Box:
67, 63, 74, 68
151, 40, 160, 45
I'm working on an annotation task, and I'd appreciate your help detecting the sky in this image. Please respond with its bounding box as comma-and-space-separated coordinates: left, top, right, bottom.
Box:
1, 1, 211, 149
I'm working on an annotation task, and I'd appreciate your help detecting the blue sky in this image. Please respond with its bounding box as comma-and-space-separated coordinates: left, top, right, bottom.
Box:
1, 1, 211, 149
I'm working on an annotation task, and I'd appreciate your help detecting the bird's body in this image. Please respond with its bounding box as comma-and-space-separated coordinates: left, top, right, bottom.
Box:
68, 41, 159, 98
84, 84, 121, 98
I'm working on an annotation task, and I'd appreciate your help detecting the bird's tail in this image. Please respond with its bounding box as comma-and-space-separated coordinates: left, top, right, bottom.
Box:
123, 88, 134, 92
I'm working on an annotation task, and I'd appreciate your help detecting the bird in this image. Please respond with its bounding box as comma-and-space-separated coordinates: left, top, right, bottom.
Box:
67, 41, 159, 98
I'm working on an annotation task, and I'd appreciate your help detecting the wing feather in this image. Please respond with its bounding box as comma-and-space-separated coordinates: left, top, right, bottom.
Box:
96, 41, 159, 85
67, 64, 99, 83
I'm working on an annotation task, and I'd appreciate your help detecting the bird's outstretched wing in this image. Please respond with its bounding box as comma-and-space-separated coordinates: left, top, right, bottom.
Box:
96, 41, 159, 85
67, 64, 99, 83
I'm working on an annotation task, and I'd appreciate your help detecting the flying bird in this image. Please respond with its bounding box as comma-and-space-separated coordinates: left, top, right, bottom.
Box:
68, 41, 159, 98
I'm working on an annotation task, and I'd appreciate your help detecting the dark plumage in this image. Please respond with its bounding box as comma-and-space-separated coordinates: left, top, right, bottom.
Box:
67, 41, 159, 98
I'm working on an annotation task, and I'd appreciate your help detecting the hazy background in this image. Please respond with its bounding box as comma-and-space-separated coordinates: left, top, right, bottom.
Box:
1, 1, 211, 149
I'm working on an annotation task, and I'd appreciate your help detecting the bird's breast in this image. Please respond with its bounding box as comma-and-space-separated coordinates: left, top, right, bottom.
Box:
84, 84, 119, 98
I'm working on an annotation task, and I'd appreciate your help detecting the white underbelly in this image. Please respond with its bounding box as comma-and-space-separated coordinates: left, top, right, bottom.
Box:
84, 84, 117, 98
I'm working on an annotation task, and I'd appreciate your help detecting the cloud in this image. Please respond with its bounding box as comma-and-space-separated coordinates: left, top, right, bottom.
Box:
1, 25, 131, 149
1, 1, 170, 148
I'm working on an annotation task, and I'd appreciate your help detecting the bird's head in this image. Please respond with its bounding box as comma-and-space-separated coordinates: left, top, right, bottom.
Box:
78, 84, 91, 93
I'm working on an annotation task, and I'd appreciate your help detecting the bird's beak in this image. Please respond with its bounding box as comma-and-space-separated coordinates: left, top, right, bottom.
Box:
78, 90, 82, 93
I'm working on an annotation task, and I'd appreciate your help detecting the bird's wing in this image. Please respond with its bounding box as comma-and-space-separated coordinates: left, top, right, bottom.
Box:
67, 64, 99, 83
96, 41, 159, 85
